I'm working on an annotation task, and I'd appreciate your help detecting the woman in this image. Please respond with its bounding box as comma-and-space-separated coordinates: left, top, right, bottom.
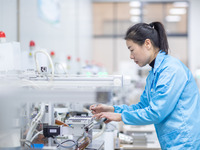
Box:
90, 22, 200, 149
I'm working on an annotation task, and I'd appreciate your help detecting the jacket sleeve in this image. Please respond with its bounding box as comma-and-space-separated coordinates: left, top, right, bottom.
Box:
113, 85, 149, 113
121, 65, 188, 125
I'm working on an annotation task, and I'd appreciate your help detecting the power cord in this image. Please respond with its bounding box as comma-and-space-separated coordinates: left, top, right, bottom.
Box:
52, 137, 77, 149
34, 50, 55, 81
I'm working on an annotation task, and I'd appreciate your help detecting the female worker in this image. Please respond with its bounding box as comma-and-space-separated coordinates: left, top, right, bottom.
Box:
90, 22, 200, 149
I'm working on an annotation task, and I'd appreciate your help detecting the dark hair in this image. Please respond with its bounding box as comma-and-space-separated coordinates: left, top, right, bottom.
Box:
124, 22, 169, 54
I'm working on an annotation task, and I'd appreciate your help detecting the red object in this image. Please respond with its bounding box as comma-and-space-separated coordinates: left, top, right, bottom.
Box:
50, 51, 55, 56
29, 40, 35, 47
67, 56, 71, 60
77, 57, 80, 62
0, 31, 6, 38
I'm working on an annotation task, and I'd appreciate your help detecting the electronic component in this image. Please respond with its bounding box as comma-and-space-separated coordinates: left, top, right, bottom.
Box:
43, 125, 60, 138
66, 116, 93, 124
64, 116, 94, 138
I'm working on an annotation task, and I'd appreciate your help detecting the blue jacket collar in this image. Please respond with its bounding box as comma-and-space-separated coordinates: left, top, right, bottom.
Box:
153, 51, 167, 74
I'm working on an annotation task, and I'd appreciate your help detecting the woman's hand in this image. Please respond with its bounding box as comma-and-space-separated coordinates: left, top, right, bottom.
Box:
93, 112, 122, 124
90, 104, 114, 114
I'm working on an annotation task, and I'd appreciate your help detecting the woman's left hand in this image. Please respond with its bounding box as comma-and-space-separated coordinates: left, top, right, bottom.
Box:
93, 112, 122, 124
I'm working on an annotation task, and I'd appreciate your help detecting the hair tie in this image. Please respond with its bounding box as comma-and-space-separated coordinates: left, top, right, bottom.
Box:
149, 23, 154, 29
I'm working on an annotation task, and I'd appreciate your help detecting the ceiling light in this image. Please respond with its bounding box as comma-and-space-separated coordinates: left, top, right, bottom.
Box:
165, 15, 181, 22
173, 2, 188, 7
170, 8, 186, 15
129, 1, 141, 7
129, 8, 141, 15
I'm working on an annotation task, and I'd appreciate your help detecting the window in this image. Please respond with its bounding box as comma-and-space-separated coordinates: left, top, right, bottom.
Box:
92, 1, 189, 74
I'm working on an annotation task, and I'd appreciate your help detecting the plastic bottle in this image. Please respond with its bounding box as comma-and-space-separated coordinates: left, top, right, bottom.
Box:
0, 31, 7, 71
76, 57, 82, 75
0, 31, 6, 43
49, 51, 55, 73
29, 40, 35, 57
28, 40, 36, 70
66, 55, 71, 74
50, 51, 55, 58
0, 31, 22, 72
29, 41, 48, 73
21, 40, 35, 71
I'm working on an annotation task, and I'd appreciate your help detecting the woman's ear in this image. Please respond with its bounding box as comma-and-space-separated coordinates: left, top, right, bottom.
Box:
144, 39, 152, 50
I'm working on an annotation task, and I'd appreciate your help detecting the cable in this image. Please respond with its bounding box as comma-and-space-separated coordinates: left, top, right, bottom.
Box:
93, 122, 106, 140
30, 130, 43, 142
34, 49, 55, 81
76, 132, 86, 148
53, 138, 77, 149
77, 137, 90, 150
52, 132, 86, 149
20, 139, 34, 148
60, 139, 76, 145
30, 103, 45, 126
54, 62, 67, 74
20, 79, 40, 89
26, 103, 45, 141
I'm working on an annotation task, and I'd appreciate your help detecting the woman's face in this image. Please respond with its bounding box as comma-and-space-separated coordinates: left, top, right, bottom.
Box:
126, 39, 153, 67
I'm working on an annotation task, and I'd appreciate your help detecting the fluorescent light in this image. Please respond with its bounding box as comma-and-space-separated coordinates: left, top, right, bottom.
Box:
173, 2, 188, 7
130, 16, 141, 23
165, 15, 181, 22
129, 8, 141, 15
170, 8, 186, 15
129, 1, 141, 7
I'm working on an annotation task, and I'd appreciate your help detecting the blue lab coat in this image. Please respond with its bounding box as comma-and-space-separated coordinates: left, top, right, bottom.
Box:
114, 51, 200, 149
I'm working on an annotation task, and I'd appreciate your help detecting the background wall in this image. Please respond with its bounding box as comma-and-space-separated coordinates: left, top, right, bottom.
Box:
0, 0, 18, 42
92, 1, 189, 75
0, 0, 92, 66
0, 0, 200, 76
188, 0, 200, 75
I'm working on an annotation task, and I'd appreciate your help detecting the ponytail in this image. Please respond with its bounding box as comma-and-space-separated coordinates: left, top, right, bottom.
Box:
149, 22, 169, 54
125, 21, 169, 54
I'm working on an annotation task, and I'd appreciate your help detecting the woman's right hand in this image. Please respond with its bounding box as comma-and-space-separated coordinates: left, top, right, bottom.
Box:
89, 104, 114, 114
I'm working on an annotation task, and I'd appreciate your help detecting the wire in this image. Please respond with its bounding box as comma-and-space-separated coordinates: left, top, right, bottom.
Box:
60, 139, 76, 145
93, 122, 106, 140
77, 137, 90, 150
34, 49, 55, 81
30, 130, 43, 142
26, 103, 45, 141
20, 79, 40, 89
53, 138, 77, 149
52, 132, 86, 149
76, 133, 86, 148
54, 62, 67, 74
20, 139, 34, 148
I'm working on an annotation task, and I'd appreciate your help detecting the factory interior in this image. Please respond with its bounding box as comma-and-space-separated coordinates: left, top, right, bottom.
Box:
0, 0, 200, 149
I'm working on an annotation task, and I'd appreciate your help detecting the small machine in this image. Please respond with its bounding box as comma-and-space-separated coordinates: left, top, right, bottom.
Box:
43, 116, 94, 149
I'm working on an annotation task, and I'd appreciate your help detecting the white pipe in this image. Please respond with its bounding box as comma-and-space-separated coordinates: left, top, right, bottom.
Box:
26, 103, 45, 141
93, 122, 106, 140
34, 50, 55, 81
30, 130, 43, 142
